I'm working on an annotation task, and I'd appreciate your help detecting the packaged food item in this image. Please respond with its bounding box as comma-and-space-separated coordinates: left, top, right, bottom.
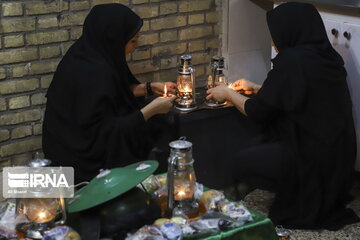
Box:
155, 176, 167, 187
199, 190, 225, 211
190, 219, 220, 233
0, 200, 17, 232
159, 223, 182, 240
219, 202, 253, 225
180, 224, 196, 236
218, 219, 234, 231
0, 227, 18, 239
42, 226, 81, 240
170, 216, 188, 227
200, 211, 236, 231
194, 183, 204, 200
125, 225, 164, 240
153, 187, 168, 217
154, 218, 171, 227
125, 234, 164, 240
202, 211, 231, 220
139, 175, 161, 195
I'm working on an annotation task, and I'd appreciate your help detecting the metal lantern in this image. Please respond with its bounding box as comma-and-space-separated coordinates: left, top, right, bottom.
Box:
206, 56, 228, 107
175, 55, 197, 111
167, 138, 199, 218
15, 154, 66, 239
16, 198, 66, 239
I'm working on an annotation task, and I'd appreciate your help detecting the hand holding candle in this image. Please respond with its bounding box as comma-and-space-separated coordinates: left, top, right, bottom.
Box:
163, 85, 167, 97
206, 83, 233, 103
231, 79, 260, 95
152, 82, 176, 96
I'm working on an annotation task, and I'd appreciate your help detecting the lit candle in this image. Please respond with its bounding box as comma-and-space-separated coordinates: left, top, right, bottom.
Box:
183, 86, 191, 93
163, 85, 167, 97
219, 76, 227, 83
177, 190, 186, 198
38, 211, 47, 220
175, 186, 190, 201
28, 210, 54, 223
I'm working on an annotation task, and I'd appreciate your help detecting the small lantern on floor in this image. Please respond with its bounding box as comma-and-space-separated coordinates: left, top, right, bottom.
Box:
167, 137, 199, 218
175, 55, 197, 111
15, 154, 66, 239
16, 198, 66, 239
206, 56, 228, 107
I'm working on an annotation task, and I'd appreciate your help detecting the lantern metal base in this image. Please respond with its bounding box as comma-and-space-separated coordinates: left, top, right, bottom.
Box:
16, 222, 54, 239
175, 100, 197, 112
205, 100, 226, 108
173, 199, 199, 218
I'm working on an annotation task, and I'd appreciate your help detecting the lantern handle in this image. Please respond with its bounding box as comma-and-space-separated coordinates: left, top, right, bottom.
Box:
188, 67, 196, 103
166, 155, 179, 217
54, 197, 67, 225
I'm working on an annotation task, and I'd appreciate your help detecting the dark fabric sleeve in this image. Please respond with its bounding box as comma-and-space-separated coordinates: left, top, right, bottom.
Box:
71, 67, 151, 168
245, 52, 307, 123
244, 98, 278, 123
104, 109, 152, 168
258, 54, 307, 112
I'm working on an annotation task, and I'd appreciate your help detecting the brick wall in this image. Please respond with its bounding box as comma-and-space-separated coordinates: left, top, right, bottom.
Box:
0, 0, 222, 166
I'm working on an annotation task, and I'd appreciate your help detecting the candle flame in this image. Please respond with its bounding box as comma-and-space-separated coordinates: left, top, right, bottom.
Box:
163, 85, 167, 97
38, 211, 46, 219
183, 86, 191, 92
178, 190, 186, 197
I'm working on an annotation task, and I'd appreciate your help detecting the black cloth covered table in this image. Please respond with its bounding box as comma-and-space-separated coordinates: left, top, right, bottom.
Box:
153, 89, 264, 189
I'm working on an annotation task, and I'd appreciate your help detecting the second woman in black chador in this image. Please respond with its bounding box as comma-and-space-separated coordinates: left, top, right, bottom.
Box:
207, 2, 359, 230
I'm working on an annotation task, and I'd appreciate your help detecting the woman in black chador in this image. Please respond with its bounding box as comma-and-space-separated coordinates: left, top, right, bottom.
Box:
207, 2, 359, 230
43, 4, 176, 184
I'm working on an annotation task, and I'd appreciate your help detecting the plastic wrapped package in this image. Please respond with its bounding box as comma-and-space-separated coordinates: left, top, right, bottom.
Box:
153, 186, 168, 217
153, 218, 171, 227
159, 223, 182, 240
138, 175, 161, 195
0, 227, 18, 239
125, 225, 164, 240
190, 219, 220, 233
180, 224, 196, 236
155, 176, 167, 188
0, 200, 17, 231
217, 219, 234, 231
42, 226, 81, 240
199, 190, 225, 212
201, 212, 237, 231
170, 216, 188, 227
193, 183, 203, 200
218, 202, 253, 225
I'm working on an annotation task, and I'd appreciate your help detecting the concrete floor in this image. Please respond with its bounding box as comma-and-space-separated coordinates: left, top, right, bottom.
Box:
242, 181, 360, 240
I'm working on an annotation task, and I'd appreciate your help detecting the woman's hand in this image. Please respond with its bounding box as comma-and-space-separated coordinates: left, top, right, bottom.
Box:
231, 79, 261, 94
149, 95, 177, 114
207, 82, 250, 116
151, 82, 177, 95
141, 95, 177, 120
206, 83, 234, 103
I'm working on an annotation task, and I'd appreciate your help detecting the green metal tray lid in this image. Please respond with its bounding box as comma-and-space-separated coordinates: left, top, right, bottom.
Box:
66, 160, 158, 213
